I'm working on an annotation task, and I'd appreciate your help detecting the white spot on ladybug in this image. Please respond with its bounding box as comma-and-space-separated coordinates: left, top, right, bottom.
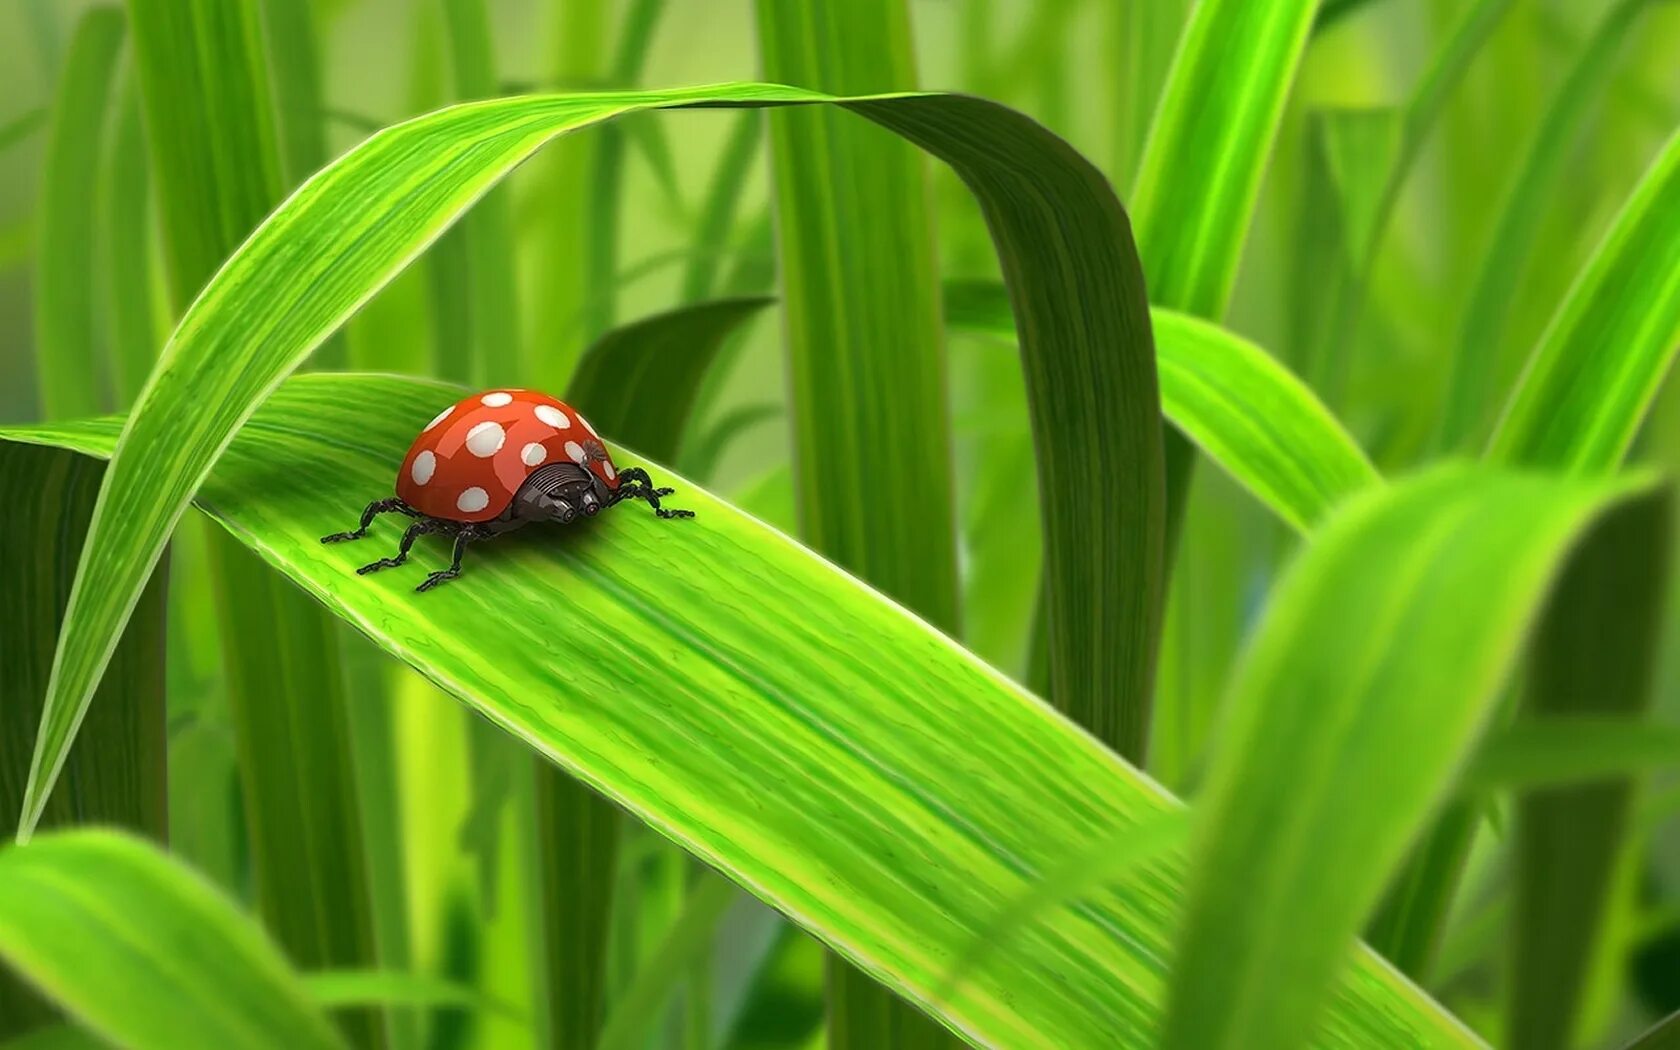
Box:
424, 406, 453, 432
465, 421, 505, 457
481, 391, 513, 407
411, 451, 436, 485
520, 442, 547, 467
456, 487, 489, 513
564, 440, 586, 464
535, 404, 569, 428
603, 459, 616, 480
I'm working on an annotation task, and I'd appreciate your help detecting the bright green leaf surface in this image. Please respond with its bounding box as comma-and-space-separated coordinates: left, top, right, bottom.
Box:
945, 281, 1379, 532
1162, 463, 1659, 1050
0, 373, 1471, 1048
1463, 719, 1680, 795
1489, 127, 1680, 471
0, 830, 343, 1050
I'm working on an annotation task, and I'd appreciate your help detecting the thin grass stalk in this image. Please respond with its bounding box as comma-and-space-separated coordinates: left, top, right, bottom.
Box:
34, 7, 124, 421
756, 1, 960, 1044
1436, 0, 1650, 451
578, 0, 668, 343
1108, 0, 1192, 191
524, 0, 609, 392
101, 75, 160, 407
124, 4, 381, 1046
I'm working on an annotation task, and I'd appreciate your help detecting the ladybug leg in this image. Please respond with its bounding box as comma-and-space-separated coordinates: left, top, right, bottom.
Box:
614, 467, 696, 520
417, 524, 491, 593
322, 497, 415, 544
356, 518, 442, 575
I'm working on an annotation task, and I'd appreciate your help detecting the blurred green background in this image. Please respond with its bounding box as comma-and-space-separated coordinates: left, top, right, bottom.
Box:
2, 2, 1680, 1048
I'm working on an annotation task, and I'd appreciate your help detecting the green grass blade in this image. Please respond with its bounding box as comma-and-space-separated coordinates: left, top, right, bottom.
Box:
34, 6, 124, 420
100, 77, 161, 407
1437, 0, 1651, 451
259, 0, 329, 185
1510, 490, 1670, 1050
945, 281, 1379, 532
301, 970, 521, 1022
1161, 463, 1660, 1050
0, 830, 344, 1050
756, 2, 960, 642
0, 1025, 105, 1050
1132, 0, 1314, 318
1130, 0, 1316, 556
681, 403, 781, 483
439, 0, 520, 384
0, 372, 1474, 1047
681, 111, 763, 303
1106, 0, 1191, 189
597, 872, 739, 1050
0, 445, 166, 1037
1461, 719, 1680, 794
1487, 128, 1680, 471
123, 6, 382, 1044
566, 297, 773, 458
0, 108, 47, 155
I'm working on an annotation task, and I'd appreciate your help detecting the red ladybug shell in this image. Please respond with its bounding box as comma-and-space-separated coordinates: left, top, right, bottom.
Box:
396, 389, 619, 523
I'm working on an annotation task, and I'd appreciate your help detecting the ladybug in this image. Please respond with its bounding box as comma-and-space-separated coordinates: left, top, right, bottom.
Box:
321, 389, 693, 591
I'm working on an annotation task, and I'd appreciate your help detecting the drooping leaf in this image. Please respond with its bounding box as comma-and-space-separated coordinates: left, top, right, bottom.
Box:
1488, 128, 1680, 471
1161, 463, 1661, 1050
0, 830, 344, 1050
13, 89, 1168, 954
0, 373, 1473, 1047
34, 6, 124, 420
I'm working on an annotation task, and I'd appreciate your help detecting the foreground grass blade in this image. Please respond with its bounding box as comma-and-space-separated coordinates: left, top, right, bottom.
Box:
0, 830, 344, 1049
0, 445, 166, 1037
124, 5, 382, 1044
757, 2, 965, 1040
14, 86, 1166, 901
1161, 464, 1661, 1050
1488, 128, 1680, 470
34, 6, 124, 420
1510, 491, 1670, 1050
1439, 0, 1651, 450
0, 373, 1474, 1047
945, 281, 1379, 532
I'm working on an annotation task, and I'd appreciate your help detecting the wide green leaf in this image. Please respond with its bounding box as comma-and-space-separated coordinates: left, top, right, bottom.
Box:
945, 281, 1379, 532
0, 830, 343, 1050
1161, 463, 1661, 1050
15, 85, 1165, 906
1488, 127, 1680, 471
0, 373, 1471, 1048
